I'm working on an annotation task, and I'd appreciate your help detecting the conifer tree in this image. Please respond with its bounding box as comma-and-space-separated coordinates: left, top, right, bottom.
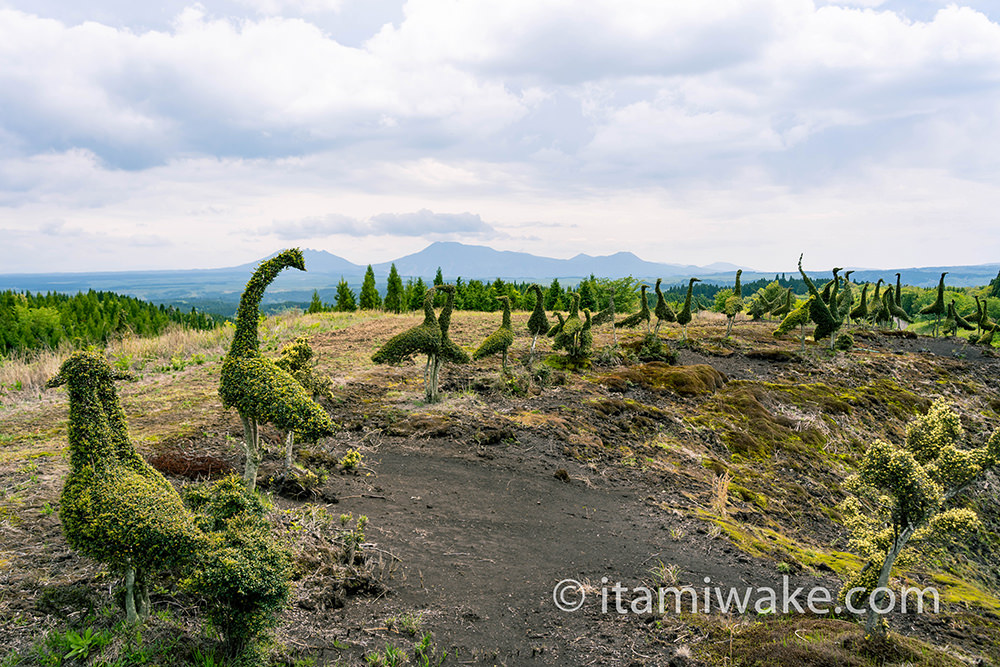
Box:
307, 290, 324, 314
545, 279, 564, 310
919, 272, 948, 337
433, 267, 446, 307
526, 284, 550, 360
676, 278, 701, 340
384, 264, 404, 314
408, 277, 428, 311
360, 265, 381, 310
990, 270, 1000, 298
840, 400, 1000, 636
335, 278, 357, 312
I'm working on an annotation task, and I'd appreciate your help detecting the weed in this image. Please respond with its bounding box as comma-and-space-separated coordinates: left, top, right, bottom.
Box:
400, 611, 423, 636
365, 644, 407, 666
711, 471, 731, 518
340, 448, 363, 471
649, 560, 681, 587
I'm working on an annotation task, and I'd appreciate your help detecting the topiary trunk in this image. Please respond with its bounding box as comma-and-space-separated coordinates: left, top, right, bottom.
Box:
240, 414, 262, 492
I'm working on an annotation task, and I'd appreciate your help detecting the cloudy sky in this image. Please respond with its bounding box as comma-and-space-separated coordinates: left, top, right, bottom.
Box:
2, 0, 1000, 274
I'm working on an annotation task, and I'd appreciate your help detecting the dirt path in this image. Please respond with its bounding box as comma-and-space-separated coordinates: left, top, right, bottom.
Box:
290, 439, 832, 665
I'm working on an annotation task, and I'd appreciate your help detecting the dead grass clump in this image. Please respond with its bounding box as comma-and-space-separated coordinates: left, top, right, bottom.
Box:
146, 446, 234, 480
711, 471, 731, 518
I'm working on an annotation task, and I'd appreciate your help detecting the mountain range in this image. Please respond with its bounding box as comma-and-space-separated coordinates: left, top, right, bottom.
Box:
0, 242, 996, 316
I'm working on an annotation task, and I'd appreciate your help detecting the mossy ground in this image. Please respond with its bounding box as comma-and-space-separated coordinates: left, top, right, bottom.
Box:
2, 310, 1000, 664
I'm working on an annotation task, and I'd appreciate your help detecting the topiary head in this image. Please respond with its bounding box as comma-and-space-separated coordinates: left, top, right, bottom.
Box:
47, 351, 132, 391
272, 248, 306, 272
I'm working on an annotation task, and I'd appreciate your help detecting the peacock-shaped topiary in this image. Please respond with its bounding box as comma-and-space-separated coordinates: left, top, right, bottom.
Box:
49, 351, 201, 624
920, 272, 948, 337
770, 288, 794, 319
473, 295, 515, 370
798, 255, 842, 349
220, 249, 334, 490
615, 285, 650, 331
676, 278, 701, 340
774, 296, 813, 351
653, 278, 676, 333
526, 284, 550, 360
849, 283, 870, 324
373, 287, 449, 402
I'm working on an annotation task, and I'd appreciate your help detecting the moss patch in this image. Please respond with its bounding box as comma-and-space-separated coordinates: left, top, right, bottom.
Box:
595, 362, 727, 396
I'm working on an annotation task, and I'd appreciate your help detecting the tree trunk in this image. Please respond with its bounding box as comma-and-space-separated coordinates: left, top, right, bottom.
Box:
530, 334, 538, 362
284, 430, 295, 471
240, 414, 261, 492
124, 565, 138, 624
726, 316, 735, 338
799, 324, 806, 352
865, 526, 916, 636
425, 354, 440, 403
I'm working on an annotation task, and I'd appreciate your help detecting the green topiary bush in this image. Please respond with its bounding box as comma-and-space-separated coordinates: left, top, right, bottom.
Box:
834, 332, 854, 351
183, 476, 291, 660
219, 249, 334, 490
49, 351, 201, 624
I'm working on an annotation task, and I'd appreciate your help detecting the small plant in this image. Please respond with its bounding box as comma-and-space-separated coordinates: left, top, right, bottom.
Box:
649, 560, 681, 587
400, 611, 423, 636
834, 332, 854, 351
777, 561, 793, 575
365, 644, 407, 667
340, 448, 363, 471
63, 627, 110, 661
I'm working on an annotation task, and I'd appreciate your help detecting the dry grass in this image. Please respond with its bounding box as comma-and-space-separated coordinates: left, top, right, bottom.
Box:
711, 471, 732, 518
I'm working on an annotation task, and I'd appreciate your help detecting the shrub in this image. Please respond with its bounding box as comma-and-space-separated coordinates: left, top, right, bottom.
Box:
834, 332, 854, 351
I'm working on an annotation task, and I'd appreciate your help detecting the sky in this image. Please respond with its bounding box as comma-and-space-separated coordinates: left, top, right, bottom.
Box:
2, 0, 1000, 274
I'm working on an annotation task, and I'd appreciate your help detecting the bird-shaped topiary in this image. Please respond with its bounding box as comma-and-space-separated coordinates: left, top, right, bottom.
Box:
554, 293, 591, 358
526, 284, 550, 360
547, 311, 566, 338
798, 255, 842, 348
920, 272, 948, 337
49, 351, 201, 624
774, 296, 813, 351
974, 296, 996, 334
869, 279, 892, 328
894, 273, 904, 310
850, 283, 870, 324
653, 279, 676, 333
615, 285, 650, 331
723, 269, 744, 338
373, 287, 448, 402
580, 309, 593, 357
838, 271, 855, 317
435, 284, 470, 366
220, 249, 334, 490
943, 299, 976, 337
473, 295, 515, 370
274, 337, 336, 471
676, 278, 701, 340
820, 268, 843, 307
980, 322, 998, 347
884, 288, 912, 329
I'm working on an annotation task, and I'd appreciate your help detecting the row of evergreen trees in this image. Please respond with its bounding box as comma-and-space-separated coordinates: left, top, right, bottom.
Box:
0, 290, 221, 356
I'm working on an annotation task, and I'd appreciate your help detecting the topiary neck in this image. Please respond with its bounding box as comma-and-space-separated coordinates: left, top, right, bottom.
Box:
423, 290, 437, 327
231, 252, 303, 357
501, 298, 511, 328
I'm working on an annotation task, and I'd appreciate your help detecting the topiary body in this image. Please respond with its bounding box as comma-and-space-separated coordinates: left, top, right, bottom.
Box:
473, 295, 515, 370
653, 278, 675, 333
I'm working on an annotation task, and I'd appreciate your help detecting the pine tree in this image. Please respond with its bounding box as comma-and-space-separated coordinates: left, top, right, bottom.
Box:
989, 270, 1000, 298
578, 276, 597, 312
526, 284, 550, 360
545, 279, 564, 310
409, 277, 428, 311
384, 264, 404, 314
335, 278, 357, 312
433, 267, 446, 307
360, 265, 381, 310
307, 290, 324, 314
